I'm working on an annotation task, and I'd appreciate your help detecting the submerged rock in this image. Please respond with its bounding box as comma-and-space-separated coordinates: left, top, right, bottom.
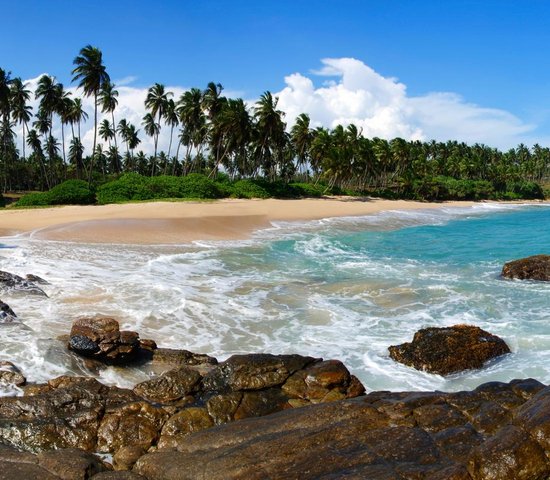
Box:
0, 299, 17, 322
0, 270, 48, 296
25, 274, 50, 285
0, 361, 26, 387
388, 325, 511, 375
502, 254, 550, 281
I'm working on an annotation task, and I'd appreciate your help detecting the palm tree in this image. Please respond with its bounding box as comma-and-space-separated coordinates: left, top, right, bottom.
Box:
99, 81, 119, 152
68, 97, 88, 143
10, 78, 32, 160
290, 113, 313, 178
35, 75, 60, 139
27, 128, 50, 188
72, 45, 110, 184
99, 119, 114, 147
164, 98, 178, 167
145, 83, 172, 163
142, 113, 160, 175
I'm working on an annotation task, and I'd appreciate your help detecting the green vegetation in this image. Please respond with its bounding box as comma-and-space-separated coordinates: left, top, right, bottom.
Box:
0, 46, 548, 205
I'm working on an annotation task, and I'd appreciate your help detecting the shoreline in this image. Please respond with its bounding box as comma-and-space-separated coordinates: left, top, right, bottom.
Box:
0, 197, 540, 244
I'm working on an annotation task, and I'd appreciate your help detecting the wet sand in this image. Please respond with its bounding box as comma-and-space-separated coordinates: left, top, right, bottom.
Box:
0, 198, 481, 244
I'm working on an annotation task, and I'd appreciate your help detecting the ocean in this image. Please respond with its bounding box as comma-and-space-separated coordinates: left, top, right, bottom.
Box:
1, 203, 549, 395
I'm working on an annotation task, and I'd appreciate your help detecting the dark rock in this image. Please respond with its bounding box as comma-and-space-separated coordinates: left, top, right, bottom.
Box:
133, 367, 202, 403
91, 473, 147, 479
151, 348, 217, 367
0, 300, 17, 322
68, 318, 140, 364
388, 324, 511, 375
202, 353, 316, 392
0, 461, 61, 480
112, 445, 146, 471
96, 401, 168, 453
0, 361, 26, 387
467, 425, 549, 480
502, 254, 550, 281
158, 407, 214, 449
0, 270, 48, 296
37, 448, 107, 480
25, 274, 50, 285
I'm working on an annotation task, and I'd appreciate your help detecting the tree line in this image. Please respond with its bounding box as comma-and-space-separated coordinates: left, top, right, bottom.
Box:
1, 45, 549, 196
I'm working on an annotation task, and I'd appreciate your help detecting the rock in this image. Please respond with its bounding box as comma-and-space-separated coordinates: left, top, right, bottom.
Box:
0, 462, 61, 480
467, 425, 549, 479
0, 270, 47, 296
37, 448, 107, 479
502, 254, 550, 281
0, 300, 17, 322
113, 445, 146, 471
68, 318, 140, 364
25, 274, 50, 285
0, 361, 26, 387
151, 348, 217, 366
96, 401, 168, 453
92, 473, 147, 479
158, 407, 214, 449
133, 367, 202, 403
202, 353, 316, 392
388, 325, 511, 375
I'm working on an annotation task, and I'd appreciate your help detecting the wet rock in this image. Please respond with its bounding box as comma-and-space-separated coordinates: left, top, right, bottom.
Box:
91, 473, 147, 479
467, 425, 549, 480
133, 367, 202, 403
25, 274, 50, 285
69, 318, 140, 364
234, 388, 291, 420
37, 448, 107, 479
282, 359, 365, 403
113, 445, 146, 471
0, 361, 26, 387
0, 300, 17, 322
0, 270, 48, 296
97, 401, 168, 453
158, 407, 214, 449
502, 254, 550, 281
206, 391, 243, 424
202, 353, 316, 392
388, 324, 511, 375
151, 348, 217, 366
0, 462, 61, 480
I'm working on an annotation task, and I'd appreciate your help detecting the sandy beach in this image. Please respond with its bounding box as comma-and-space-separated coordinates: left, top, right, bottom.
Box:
0, 198, 481, 244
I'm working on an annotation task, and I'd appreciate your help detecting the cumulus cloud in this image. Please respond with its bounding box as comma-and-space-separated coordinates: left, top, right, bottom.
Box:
276, 58, 536, 148
14, 58, 541, 157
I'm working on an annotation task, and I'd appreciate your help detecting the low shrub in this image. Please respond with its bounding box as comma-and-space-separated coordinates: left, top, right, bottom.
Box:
96, 173, 150, 204
147, 175, 183, 199
16, 192, 51, 207
179, 173, 222, 199
506, 181, 544, 200
47, 180, 95, 205
0, 194, 5, 208
230, 179, 271, 199
289, 182, 324, 198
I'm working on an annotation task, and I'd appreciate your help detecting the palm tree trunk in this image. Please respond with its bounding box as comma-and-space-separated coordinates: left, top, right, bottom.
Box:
88, 92, 98, 186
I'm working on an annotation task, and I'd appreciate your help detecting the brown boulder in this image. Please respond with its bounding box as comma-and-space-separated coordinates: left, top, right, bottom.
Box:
0, 270, 48, 296
68, 317, 140, 364
502, 254, 550, 281
388, 325, 511, 375
133, 367, 202, 403
158, 407, 214, 449
0, 361, 26, 387
151, 348, 217, 367
37, 448, 107, 480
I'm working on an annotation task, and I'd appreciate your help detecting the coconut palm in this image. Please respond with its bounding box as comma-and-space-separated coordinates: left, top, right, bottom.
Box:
164, 98, 178, 166
142, 113, 160, 175
99, 81, 119, 151
27, 128, 50, 188
72, 45, 110, 184
290, 113, 313, 178
145, 83, 172, 163
10, 78, 32, 160
99, 119, 115, 147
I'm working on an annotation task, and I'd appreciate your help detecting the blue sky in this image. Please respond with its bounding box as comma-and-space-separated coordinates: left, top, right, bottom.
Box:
3, 0, 550, 149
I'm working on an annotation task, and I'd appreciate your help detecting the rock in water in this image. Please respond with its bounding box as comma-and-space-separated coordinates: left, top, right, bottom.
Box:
0, 361, 26, 387
68, 317, 140, 364
388, 325, 511, 375
0, 300, 17, 322
0, 270, 48, 296
502, 254, 550, 281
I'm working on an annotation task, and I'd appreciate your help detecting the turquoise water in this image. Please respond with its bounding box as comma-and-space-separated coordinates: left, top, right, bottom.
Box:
0, 203, 549, 393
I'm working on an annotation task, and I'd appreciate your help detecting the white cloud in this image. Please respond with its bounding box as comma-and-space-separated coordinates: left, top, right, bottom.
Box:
13, 58, 543, 158
275, 58, 537, 149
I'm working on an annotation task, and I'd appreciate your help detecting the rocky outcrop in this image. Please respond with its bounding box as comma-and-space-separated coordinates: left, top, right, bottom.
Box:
134, 379, 550, 480
388, 325, 511, 375
502, 254, 550, 281
3, 376, 550, 479
0, 361, 26, 387
0, 299, 17, 322
0, 270, 48, 296
68, 317, 141, 364
0, 353, 363, 459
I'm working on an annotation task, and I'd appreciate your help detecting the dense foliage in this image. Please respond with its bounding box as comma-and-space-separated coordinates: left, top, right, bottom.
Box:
1, 46, 548, 204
